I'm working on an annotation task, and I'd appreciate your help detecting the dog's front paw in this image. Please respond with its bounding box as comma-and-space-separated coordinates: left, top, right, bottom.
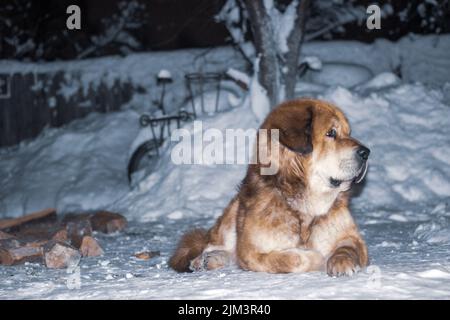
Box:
327, 253, 360, 277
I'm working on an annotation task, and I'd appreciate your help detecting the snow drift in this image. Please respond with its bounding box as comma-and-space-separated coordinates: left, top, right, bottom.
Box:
0, 110, 140, 216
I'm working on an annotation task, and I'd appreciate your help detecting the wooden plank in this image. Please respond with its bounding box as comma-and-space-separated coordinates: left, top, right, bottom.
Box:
31, 73, 50, 138
11, 74, 22, 145
0, 74, 19, 146
0, 91, 9, 146
21, 73, 35, 141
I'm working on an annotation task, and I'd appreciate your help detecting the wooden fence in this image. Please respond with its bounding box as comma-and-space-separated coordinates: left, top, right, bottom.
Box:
0, 71, 133, 147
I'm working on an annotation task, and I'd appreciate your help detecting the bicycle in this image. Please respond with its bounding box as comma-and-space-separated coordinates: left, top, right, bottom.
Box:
127, 71, 244, 185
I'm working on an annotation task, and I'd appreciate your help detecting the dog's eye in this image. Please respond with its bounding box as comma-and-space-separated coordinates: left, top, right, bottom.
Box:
326, 128, 337, 139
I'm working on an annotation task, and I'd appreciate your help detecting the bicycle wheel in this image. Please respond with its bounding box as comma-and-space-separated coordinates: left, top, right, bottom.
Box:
127, 139, 162, 184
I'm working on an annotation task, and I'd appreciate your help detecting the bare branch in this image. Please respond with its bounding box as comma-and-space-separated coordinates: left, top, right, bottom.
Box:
232, 42, 254, 66
216, 0, 255, 68
305, 15, 356, 42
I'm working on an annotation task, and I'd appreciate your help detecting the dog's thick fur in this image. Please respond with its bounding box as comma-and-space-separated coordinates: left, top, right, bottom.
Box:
169, 99, 369, 276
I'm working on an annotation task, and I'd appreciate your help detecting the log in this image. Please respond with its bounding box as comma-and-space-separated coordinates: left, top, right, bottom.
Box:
0, 231, 14, 240
0, 208, 56, 230
62, 211, 127, 234
79, 236, 104, 257
90, 211, 127, 234
52, 229, 68, 242
0, 239, 21, 249
0, 210, 127, 267
0, 239, 44, 265
44, 241, 81, 269
11, 223, 65, 243
62, 213, 91, 224
66, 219, 92, 248
0, 246, 43, 266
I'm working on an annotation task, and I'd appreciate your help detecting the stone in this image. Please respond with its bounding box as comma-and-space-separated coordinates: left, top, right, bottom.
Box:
43, 241, 81, 269
79, 236, 104, 257
134, 251, 160, 260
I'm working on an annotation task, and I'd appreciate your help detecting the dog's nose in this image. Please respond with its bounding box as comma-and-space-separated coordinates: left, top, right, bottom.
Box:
357, 146, 370, 160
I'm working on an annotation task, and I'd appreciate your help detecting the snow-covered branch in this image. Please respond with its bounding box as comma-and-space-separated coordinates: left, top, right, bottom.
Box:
77, 1, 145, 59
216, 0, 255, 65
226, 68, 250, 90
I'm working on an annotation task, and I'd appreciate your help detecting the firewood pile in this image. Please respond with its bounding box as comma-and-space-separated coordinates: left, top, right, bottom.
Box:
0, 208, 127, 268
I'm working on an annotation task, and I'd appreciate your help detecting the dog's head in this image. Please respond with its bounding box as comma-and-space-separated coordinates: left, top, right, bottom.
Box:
260, 99, 369, 193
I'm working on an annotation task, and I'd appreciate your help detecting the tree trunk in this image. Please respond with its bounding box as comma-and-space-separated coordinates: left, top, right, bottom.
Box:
244, 0, 311, 107
243, 0, 279, 107
283, 0, 310, 100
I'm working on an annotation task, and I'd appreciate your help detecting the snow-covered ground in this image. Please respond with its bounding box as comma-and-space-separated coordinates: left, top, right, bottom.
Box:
1, 36, 450, 299
1, 216, 449, 299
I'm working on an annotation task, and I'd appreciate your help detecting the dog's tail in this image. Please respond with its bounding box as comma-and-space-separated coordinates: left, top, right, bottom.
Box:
169, 229, 209, 272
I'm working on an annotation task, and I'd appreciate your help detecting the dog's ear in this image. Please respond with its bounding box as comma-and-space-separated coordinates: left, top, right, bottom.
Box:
277, 106, 313, 155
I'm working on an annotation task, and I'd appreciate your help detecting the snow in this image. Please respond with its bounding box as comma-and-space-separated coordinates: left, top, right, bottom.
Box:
1, 35, 448, 107
0, 110, 140, 216
247, 57, 271, 122
301, 56, 323, 70
1, 217, 449, 299
301, 34, 450, 85
322, 84, 450, 209
117, 106, 257, 221
399, 35, 450, 86
415, 216, 450, 244
215, 0, 253, 61
356, 72, 401, 93
308, 62, 373, 88
417, 269, 450, 279
226, 68, 250, 87
275, 0, 298, 54
1, 35, 450, 299
261, 0, 299, 55
0, 46, 247, 115
157, 69, 172, 80
110, 81, 450, 224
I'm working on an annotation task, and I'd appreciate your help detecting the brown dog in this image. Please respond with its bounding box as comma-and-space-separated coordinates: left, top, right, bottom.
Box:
169, 98, 370, 276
